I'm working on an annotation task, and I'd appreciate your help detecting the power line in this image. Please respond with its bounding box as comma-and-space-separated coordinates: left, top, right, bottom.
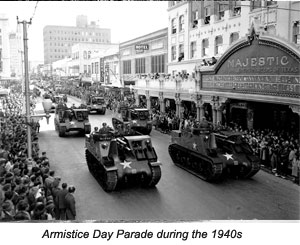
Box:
31, 1, 39, 21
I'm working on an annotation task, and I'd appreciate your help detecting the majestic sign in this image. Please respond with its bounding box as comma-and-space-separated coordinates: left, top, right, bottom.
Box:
202, 37, 300, 98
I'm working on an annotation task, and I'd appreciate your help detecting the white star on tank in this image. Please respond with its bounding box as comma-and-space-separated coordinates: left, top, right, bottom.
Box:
223, 153, 233, 160
120, 160, 132, 169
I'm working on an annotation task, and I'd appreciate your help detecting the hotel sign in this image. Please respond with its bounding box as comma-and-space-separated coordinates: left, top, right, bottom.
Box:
135, 44, 149, 50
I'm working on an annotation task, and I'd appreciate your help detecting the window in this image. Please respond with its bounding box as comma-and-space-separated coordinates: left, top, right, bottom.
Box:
83, 51, 87, 59
135, 58, 146, 74
202, 39, 209, 56
88, 65, 91, 74
84, 65, 87, 73
192, 10, 199, 28
215, 35, 223, 55
92, 63, 94, 74
267, 1, 277, 6
204, 7, 210, 24
230, 32, 239, 44
293, 21, 300, 44
218, 3, 225, 20
88, 51, 91, 59
190, 41, 196, 59
171, 18, 177, 34
151, 54, 165, 73
171, 46, 176, 61
123, 60, 131, 74
0, 35, 2, 45
231, 1, 241, 17
250, 0, 262, 11
178, 44, 184, 61
179, 15, 184, 32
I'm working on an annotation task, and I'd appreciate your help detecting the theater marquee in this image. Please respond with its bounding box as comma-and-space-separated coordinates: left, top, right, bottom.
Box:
201, 33, 300, 98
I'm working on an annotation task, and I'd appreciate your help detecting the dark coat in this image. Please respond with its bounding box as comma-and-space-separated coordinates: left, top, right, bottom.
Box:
65, 193, 76, 220
56, 188, 68, 209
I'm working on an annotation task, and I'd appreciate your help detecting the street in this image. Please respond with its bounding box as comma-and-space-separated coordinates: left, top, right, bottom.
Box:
36, 95, 300, 221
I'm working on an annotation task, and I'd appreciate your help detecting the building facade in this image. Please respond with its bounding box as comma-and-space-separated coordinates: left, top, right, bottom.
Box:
133, 0, 300, 135
43, 15, 111, 65
0, 14, 11, 78
119, 28, 168, 108
9, 31, 23, 78
68, 42, 119, 78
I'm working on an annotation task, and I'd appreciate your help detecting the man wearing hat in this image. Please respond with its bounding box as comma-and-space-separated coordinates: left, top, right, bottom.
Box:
65, 186, 76, 220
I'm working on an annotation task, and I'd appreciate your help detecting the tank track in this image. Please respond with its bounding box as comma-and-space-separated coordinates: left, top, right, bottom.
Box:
147, 165, 161, 187
168, 144, 223, 181
85, 149, 118, 192
238, 161, 261, 179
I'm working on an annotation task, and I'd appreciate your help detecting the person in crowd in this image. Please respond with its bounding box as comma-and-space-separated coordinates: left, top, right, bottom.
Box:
56, 182, 68, 220
65, 185, 76, 220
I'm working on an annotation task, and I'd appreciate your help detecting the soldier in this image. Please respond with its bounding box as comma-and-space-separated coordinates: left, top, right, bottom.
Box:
99, 123, 111, 134
199, 117, 211, 131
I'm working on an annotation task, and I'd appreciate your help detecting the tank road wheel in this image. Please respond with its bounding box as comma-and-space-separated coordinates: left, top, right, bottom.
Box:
58, 126, 66, 137
147, 166, 161, 187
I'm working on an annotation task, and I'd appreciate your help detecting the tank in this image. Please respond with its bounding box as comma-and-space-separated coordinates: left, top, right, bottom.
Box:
168, 128, 260, 181
54, 103, 91, 137
112, 104, 152, 135
85, 131, 161, 192
83, 94, 106, 114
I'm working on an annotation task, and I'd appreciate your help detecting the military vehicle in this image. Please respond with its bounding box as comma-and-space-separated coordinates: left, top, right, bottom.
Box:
83, 94, 106, 114
112, 104, 152, 135
85, 130, 161, 192
168, 127, 260, 181
214, 130, 261, 178
54, 103, 91, 137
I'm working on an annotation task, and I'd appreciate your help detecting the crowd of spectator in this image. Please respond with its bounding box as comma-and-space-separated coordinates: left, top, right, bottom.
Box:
0, 90, 77, 221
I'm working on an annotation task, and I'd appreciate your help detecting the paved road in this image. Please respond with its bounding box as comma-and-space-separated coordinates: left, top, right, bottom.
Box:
36, 95, 300, 221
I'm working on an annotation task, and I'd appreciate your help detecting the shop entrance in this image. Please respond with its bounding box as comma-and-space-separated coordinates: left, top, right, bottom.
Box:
231, 108, 248, 129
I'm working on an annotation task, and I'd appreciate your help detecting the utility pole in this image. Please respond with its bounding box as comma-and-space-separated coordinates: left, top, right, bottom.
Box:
17, 17, 32, 159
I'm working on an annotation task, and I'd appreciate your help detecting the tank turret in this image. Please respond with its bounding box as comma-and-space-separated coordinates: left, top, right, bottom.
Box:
85, 129, 162, 192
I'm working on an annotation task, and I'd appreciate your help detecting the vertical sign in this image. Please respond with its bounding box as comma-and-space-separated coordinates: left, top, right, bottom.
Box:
100, 58, 104, 83
105, 63, 110, 84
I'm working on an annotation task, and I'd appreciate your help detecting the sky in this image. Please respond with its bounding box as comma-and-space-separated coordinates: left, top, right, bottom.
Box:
0, 1, 169, 62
